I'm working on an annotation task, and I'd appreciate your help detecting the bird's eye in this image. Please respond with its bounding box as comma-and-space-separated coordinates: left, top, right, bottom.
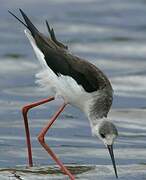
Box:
100, 133, 105, 138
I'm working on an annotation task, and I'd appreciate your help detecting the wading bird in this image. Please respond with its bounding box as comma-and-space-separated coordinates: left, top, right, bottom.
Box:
9, 9, 118, 179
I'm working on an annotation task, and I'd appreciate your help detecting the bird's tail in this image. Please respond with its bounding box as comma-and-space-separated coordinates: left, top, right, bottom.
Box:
8, 9, 39, 38
8, 9, 68, 50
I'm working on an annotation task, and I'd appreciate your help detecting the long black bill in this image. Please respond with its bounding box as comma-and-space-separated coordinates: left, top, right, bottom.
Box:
107, 145, 118, 178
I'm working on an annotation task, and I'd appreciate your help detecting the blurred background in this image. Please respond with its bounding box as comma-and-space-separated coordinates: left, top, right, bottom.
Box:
0, 0, 146, 179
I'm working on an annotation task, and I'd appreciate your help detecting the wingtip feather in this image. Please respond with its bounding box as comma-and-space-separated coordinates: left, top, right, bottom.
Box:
19, 9, 39, 37
8, 10, 28, 28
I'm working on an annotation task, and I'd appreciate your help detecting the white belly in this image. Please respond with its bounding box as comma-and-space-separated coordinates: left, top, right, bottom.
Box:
36, 69, 92, 111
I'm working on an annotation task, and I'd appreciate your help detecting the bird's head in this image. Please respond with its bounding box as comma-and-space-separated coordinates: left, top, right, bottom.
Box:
93, 119, 118, 178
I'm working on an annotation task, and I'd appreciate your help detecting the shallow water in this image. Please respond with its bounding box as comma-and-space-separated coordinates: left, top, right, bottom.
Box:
0, 0, 146, 179
0, 164, 146, 179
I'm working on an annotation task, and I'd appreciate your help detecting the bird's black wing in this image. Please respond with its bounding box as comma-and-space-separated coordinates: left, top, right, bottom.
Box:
9, 9, 112, 93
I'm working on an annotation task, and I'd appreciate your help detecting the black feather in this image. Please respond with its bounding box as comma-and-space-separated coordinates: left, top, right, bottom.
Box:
9, 10, 112, 93
19, 9, 39, 37
8, 10, 28, 28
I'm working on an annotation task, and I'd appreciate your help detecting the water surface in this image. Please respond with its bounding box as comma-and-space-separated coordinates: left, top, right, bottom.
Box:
0, 0, 146, 179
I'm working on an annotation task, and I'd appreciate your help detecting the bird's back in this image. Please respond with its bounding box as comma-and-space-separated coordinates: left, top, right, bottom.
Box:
10, 9, 113, 118
25, 23, 113, 118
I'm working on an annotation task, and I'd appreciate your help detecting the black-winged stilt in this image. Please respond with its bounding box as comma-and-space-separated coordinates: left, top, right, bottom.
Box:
9, 9, 118, 179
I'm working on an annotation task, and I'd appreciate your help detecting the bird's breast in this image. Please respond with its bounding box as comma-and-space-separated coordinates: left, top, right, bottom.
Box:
36, 67, 113, 120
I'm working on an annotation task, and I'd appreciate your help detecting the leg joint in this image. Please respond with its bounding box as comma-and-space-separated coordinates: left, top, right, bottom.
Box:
37, 134, 45, 144
22, 106, 29, 115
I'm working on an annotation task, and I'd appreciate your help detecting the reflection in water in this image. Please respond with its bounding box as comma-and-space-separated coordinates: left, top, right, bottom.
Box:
0, 164, 146, 179
3, 53, 26, 59
0, 165, 94, 175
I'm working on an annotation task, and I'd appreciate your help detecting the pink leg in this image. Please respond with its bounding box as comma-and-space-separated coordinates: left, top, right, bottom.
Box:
22, 97, 75, 179
22, 96, 55, 167
37, 103, 75, 180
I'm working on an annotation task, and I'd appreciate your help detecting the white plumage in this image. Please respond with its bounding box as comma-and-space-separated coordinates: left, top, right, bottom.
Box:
25, 29, 94, 117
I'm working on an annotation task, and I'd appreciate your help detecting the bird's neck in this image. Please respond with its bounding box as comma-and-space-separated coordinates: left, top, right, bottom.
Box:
89, 117, 107, 136
86, 89, 113, 121
78, 88, 113, 135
